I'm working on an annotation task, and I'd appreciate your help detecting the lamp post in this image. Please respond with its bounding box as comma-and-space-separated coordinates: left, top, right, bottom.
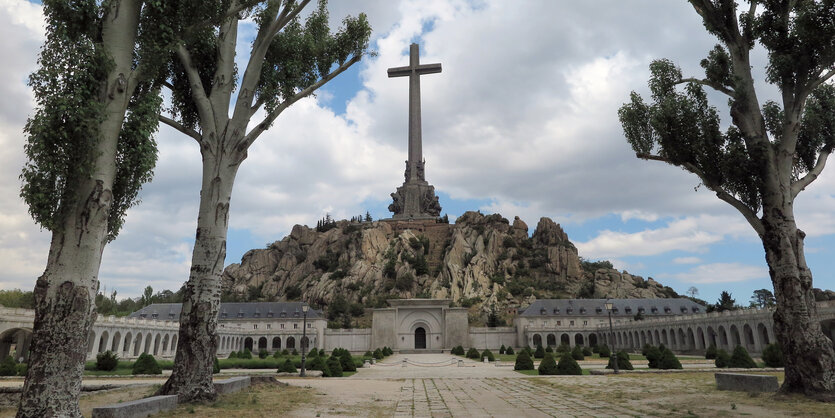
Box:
604, 300, 618, 374
300, 304, 309, 377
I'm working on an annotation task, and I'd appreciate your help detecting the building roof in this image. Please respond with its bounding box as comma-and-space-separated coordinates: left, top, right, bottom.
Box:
519, 298, 706, 317
129, 302, 323, 321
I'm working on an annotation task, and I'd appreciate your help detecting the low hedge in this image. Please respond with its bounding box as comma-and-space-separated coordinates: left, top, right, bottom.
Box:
762, 343, 783, 367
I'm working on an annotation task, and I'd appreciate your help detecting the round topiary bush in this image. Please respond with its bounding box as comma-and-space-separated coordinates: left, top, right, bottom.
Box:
571, 345, 584, 361
228, 351, 238, 359
481, 349, 494, 362
259, 349, 269, 359
505, 346, 515, 355
534, 344, 545, 359
282, 349, 290, 356
762, 343, 783, 367
273, 350, 282, 359
373, 348, 384, 359
641, 344, 652, 356
556, 343, 570, 354
537, 352, 559, 375
499, 344, 506, 355
514, 350, 534, 371
0, 356, 16, 376
292, 348, 299, 356
132, 353, 161, 375
556, 352, 582, 375
319, 349, 326, 357
467, 347, 481, 359
645, 345, 662, 368
606, 350, 634, 370
339, 350, 357, 372
383, 346, 393, 356
715, 349, 730, 368
598, 344, 611, 358
326, 356, 343, 377
582, 347, 592, 357
545, 346, 553, 353
705, 344, 717, 360
729, 345, 757, 368
657, 348, 682, 370
364, 351, 373, 358
240, 349, 253, 359
96, 350, 119, 371
451, 345, 465, 356
278, 358, 297, 374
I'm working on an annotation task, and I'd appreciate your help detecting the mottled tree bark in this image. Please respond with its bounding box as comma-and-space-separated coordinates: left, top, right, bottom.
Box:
16, 1, 142, 416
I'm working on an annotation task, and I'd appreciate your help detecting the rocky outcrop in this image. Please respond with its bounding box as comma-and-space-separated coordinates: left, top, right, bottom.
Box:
221, 212, 681, 313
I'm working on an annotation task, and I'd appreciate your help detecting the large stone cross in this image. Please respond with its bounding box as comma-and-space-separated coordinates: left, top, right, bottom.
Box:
388, 43, 441, 183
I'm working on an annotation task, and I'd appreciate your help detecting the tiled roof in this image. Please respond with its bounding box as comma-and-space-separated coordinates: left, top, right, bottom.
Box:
519, 298, 706, 317
129, 302, 323, 321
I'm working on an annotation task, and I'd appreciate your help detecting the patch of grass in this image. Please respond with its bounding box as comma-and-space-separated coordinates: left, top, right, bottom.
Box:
515, 368, 590, 376
156, 384, 313, 417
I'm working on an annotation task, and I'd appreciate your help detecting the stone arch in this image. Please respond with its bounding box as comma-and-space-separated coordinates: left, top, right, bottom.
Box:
258, 337, 268, 351
627, 332, 634, 349
742, 323, 756, 351
560, 333, 570, 346
110, 331, 122, 352
133, 333, 143, 356
286, 336, 296, 349
272, 337, 281, 350
301, 336, 310, 350
660, 329, 668, 346
0, 328, 33, 361
171, 334, 178, 353
729, 325, 741, 348
677, 328, 686, 350
98, 330, 110, 354
686, 328, 696, 351
717, 326, 729, 349
532, 334, 543, 347
244, 337, 254, 352
575, 333, 584, 347
87, 329, 98, 354
153, 333, 162, 356
546, 334, 556, 347
589, 333, 598, 347
757, 323, 771, 346
706, 326, 718, 348
669, 328, 677, 348
695, 327, 705, 350
122, 332, 133, 355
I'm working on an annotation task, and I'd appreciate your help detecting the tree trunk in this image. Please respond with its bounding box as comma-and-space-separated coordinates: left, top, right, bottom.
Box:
762, 208, 835, 399
157, 147, 240, 402
16, 2, 141, 417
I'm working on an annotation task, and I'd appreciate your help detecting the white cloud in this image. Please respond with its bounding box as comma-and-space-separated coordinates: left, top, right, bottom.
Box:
672, 257, 702, 265
660, 263, 768, 284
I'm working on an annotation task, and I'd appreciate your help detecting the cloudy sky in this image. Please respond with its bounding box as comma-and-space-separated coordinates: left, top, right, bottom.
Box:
2, 0, 834, 305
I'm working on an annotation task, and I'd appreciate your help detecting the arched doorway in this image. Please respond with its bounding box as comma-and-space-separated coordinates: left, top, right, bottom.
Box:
415, 327, 426, 349
532, 334, 542, 347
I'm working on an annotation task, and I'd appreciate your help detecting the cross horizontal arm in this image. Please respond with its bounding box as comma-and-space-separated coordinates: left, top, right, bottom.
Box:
387, 63, 442, 78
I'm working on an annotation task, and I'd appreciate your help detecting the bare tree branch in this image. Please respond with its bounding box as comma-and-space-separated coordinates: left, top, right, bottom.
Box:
637, 153, 765, 236
239, 54, 363, 153
792, 148, 832, 198
679, 77, 735, 97
159, 114, 202, 142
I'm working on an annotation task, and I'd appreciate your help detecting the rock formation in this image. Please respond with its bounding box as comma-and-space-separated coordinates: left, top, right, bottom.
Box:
221, 212, 682, 314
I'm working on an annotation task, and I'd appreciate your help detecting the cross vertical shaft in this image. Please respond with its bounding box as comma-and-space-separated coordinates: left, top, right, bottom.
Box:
388, 43, 442, 183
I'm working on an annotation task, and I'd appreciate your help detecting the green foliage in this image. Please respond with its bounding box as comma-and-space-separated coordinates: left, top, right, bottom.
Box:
750, 289, 776, 308
502, 236, 517, 248
729, 345, 757, 368
762, 343, 784, 367
0, 289, 35, 309
132, 353, 161, 375
537, 352, 558, 375
591, 344, 599, 354
278, 358, 296, 374
657, 347, 682, 369
514, 350, 534, 371
499, 344, 506, 355
715, 349, 731, 368
556, 343, 570, 354
95, 351, 119, 371
451, 346, 465, 356
579, 258, 613, 273
598, 344, 610, 358
582, 347, 592, 357
281, 349, 290, 356
571, 345, 584, 361
258, 349, 269, 359
705, 344, 717, 360
336, 348, 356, 372
459, 297, 482, 308
285, 285, 302, 300
714, 291, 738, 312
534, 344, 545, 359
466, 347, 481, 359
313, 250, 340, 272
0, 356, 16, 376
363, 351, 372, 357
545, 345, 553, 353
213, 357, 220, 374
240, 349, 253, 359
307, 356, 327, 373
481, 349, 494, 362
555, 352, 582, 375
505, 346, 514, 355
645, 345, 662, 368
395, 273, 414, 291
373, 348, 383, 359
292, 348, 299, 356
606, 350, 634, 371
15, 363, 27, 377
326, 356, 343, 377
228, 351, 238, 359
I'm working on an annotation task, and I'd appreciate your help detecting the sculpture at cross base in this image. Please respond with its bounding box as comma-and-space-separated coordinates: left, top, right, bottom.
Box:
387, 43, 443, 219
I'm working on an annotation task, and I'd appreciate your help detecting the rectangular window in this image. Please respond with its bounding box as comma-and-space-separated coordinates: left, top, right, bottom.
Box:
267, 324, 271, 329
253, 324, 258, 329
294, 323, 298, 329
280, 324, 285, 329
307, 323, 311, 328
556, 321, 561, 326
570, 320, 574, 326
583, 320, 588, 326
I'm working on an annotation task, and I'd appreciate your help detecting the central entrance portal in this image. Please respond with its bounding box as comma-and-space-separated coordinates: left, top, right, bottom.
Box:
415, 327, 426, 349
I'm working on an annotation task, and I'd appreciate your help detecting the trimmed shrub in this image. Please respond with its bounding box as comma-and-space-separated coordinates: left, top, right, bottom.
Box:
278, 358, 297, 374
228, 351, 238, 359
582, 347, 592, 357
657, 348, 682, 369
591, 344, 599, 353
96, 350, 119, 371
534, 344, 545, 359
213, 357, 220, 374
273, 350, 282, 359
132, 353, 162, 375
451, 345, 465, 356
523, 346, 533, 356
641, 344, 653, 356
598, 344, 611, 358
339, 350, 357, 372
606, 350, 634, 370
373, 348, 384, 359
715, 349, 731, 368
645, 345, 662, 368
545, 346, 553, 353
326, 356, 343, 377
0, 356, 16, 376
308, 356, 327, 372
505, 346, 514, 355
705, 344, 718, 360
292, 348, 299, 356
556, 343, 570, 354
571, 345, 584, 361
537, 352, 558, 375
15, 363, 27, 377
466, 347, 481, 359
240, 349, 253, 359
282, 349, 290, 356
499, 344, 506, 355
481, 349, 495, 362
556, 352, 582, 375
762, 343, 784, 367
729, 345, 757, 368
514, 350, 534, 371
364, 351, 373, 358
383, 346, 393, 356
259, 349, 269, 359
